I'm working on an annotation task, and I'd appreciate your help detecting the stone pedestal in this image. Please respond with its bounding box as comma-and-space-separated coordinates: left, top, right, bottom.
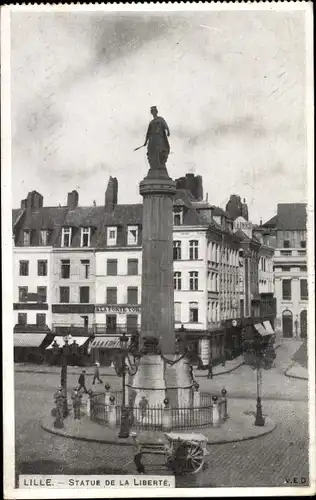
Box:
132, 354, 166, 407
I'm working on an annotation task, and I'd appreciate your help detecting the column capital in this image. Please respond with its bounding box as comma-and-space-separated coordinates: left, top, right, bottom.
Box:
140, 176, 176, 197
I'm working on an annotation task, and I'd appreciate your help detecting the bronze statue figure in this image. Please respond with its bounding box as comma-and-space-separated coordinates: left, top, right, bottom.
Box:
134, 106, 170, 168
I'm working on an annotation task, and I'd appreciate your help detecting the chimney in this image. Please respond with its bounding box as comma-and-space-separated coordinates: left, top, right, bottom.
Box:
67, 190, 79, 210
26, 191, 43, 210
260, 218, 263, 226
105, 176, 118, 212
21, 199, 27, 209
194, 175, 203, 201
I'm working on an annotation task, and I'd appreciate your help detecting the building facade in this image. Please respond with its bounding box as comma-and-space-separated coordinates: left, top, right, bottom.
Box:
13, 177, 277, 365
260, 203, 308, 338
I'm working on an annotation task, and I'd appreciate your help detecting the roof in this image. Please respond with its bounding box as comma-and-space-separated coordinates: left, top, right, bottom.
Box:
12, 209, 25, 229
103, 204, 143, 226
64, 206, 105, 227
262, 214, 277, 228
277, 203, 307, 230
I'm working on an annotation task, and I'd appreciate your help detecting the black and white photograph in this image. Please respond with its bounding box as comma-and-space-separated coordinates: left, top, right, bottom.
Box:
2, 2, 314, 498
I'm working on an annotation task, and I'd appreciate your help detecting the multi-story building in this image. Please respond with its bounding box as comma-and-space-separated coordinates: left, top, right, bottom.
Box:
13, 176, 274, 366
260, 203, 308, 338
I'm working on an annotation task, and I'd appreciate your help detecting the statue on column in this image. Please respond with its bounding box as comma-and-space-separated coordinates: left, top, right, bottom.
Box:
134, 106, 170, 168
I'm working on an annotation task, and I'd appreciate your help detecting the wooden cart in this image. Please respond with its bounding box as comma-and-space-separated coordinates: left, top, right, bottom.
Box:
131, 431, 209, 475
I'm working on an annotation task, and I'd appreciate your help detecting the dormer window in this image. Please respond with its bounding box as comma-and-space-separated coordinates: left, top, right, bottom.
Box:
80, 227, 91, 247
127, 225, 138, 245
107, 226, 117, 246
39, 229, 49, 246
23, 230, 30, 246
61, 227, 72, 247
173, 208, 183, 226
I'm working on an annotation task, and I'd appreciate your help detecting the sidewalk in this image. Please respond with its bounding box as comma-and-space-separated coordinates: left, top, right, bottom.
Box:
15, 356, 244, 378
41, 397, 276, 447
195, 356, 244, 378
285, 362, 308, 381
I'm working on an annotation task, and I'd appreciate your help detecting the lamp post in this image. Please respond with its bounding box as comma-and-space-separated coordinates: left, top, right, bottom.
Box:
207, 335, 213, 379
52, 335, 78, 417
117, 333, 141, 439
254, 338, 265, 427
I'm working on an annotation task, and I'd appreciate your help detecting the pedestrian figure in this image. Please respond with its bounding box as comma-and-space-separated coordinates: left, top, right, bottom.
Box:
139, 396, 148, 422
53, 386, 65, 425
77, 369, 88, 394
71, 388, 82, 419
92, 362, 103, 385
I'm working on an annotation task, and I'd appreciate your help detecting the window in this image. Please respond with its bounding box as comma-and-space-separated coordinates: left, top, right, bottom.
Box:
173, 241, 182, 260
283, 240, 290, 248
300, 266, 307, 272
300, 240, 306, 248
37, 286, 47, 303
127, 226, 138, 245
127, 287, 138, 304
61, 260, 70, 279
61, 227, 72, 247
39, 230, 49, 246
282, 279, 292, 300
18, 287, 28, 302
19, 260, 29, 276
106, 315, 117, 332
280, 250, 292, 256
80, 286, 90, 303
81, 315, 89, 327
127, 315, 138, 333
18, 313, 27, 325
282, 266, 291, 272
189, 271, 199, 291
36, 313, 46, 326
127, 259, 138, 275
106, 287, 117, 304
107, 226, 117, 246
60, 287, 70, 303
81, 259, 90, 279
37, 260, 47, 276
189, 240, 199, 260
107, 259, 117, 276
300, 279, 308, 300
174, 302, 181, 322
174, 271, 182, 290
189, 302, 199, 323
173, 209, 183, 225
23, 230, 30, 246
80, 227, 91, 247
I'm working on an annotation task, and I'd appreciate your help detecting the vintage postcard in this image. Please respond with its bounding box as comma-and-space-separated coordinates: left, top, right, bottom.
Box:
2, 2, 315, 498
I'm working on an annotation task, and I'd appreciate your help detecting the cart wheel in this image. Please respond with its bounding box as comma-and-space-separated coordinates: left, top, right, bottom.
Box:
172, 442, 204, 475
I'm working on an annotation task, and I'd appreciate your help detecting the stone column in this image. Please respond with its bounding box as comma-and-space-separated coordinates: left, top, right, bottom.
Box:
132, 167, 177, 407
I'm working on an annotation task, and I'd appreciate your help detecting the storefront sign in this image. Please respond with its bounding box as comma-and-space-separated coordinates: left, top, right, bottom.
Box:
95, 305, 141, 314
90, 336, 131, 349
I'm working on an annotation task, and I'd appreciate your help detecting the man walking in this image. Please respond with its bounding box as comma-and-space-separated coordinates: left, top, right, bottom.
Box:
92, 362, 103, 385
77, 369, 88, 394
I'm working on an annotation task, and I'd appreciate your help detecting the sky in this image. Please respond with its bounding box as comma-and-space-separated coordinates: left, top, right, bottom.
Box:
10, 8, 308, 223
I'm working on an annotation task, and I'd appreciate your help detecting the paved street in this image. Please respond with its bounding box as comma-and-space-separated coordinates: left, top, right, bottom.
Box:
14, 340, 310, 488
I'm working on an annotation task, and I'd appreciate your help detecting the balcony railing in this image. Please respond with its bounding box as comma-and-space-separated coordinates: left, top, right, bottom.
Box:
94, 324, 140, 335
52, 323, 141, 336
52, 324, 95, 336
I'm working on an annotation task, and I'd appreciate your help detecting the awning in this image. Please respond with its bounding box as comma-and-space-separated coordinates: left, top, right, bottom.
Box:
254, 323, 270, 337
45, 336, 89, 349
14, 333, 47, 347
263, 321, 275, 335
90, 336, 131, 349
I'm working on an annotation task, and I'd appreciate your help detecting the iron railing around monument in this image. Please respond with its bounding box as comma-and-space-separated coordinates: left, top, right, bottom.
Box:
90, 391, 228, 431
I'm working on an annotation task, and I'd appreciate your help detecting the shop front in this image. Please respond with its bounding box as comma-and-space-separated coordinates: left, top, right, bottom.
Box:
176, 327, 225, 369
223, 319, 243, 360
88, 335, 132, 367
14, 325, 53, 364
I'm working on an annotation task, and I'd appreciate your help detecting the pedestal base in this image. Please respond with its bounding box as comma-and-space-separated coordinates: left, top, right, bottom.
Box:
131, 354, 166, 407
